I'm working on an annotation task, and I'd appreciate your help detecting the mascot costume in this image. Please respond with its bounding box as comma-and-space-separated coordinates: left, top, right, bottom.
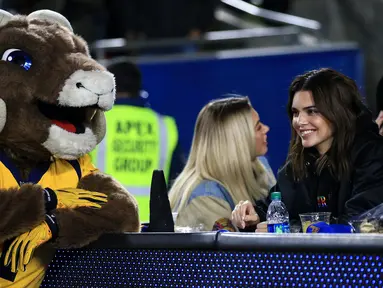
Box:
0, 9, 140, 288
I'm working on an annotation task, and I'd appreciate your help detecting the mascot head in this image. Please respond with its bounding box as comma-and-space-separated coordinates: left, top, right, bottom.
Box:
0, 9, 115, 162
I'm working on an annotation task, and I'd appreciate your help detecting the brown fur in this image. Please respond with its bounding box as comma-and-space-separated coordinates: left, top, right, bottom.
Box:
0, 16, 104, 163
53, 172, 140, 248
0, 11, 139, 250
0, 184, 45, 243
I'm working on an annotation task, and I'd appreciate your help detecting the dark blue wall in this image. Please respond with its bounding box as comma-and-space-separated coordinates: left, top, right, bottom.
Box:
138, 45, 363, 174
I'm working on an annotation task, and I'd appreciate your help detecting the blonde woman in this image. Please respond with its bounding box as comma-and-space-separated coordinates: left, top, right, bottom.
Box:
168, 96, 276, 231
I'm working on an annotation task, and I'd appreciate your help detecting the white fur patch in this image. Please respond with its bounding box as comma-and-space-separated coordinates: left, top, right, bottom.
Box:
42, 125, 97, 160
58, 70, 115, 111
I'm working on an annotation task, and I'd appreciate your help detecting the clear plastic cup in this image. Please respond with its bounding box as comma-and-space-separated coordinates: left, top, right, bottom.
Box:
299, 212, 331, 233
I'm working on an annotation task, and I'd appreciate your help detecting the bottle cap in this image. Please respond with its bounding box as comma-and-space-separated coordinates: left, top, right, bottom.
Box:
271, 192, 281, 201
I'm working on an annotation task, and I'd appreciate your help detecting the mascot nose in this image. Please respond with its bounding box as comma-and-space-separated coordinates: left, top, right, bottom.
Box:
75, 81, 114, 97
76, 82, 114, 96
76, 82, 85, 89
58, 69, 116, 111
75, 82, 98, 94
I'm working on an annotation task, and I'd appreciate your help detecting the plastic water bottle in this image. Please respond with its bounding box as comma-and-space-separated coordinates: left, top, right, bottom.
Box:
267, 192, 290, 233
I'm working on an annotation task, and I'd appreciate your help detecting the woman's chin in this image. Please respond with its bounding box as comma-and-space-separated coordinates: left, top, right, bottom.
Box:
301, 139, 315, 148
257, 146, 268, 157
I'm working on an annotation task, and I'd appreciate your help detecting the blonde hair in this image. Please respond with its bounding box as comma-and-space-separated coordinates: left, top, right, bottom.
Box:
169, 96, 272, 212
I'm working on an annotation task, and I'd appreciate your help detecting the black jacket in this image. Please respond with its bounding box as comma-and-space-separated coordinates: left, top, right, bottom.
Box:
256, 109, 383, 225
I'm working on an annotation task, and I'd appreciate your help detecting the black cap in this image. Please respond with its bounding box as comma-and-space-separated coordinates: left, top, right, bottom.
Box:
108, 61, 142, 96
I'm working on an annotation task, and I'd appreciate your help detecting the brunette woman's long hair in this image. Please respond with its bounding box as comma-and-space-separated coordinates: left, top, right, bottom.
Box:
287, 68, 365, 181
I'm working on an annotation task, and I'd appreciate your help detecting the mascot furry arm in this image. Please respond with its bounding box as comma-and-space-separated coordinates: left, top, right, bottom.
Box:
0, 8, 139, 262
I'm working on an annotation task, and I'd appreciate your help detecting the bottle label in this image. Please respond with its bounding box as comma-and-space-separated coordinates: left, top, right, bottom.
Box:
267, 222, 290, 233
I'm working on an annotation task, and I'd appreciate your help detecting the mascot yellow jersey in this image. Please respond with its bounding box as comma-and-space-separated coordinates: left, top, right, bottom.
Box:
0, 154, 97, 288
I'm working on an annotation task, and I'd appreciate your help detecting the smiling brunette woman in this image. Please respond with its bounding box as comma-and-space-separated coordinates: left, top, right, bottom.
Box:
232, 68, 383, 232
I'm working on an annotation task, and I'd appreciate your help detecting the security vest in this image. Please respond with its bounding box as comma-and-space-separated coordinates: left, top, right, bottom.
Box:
91, 105, 178, 222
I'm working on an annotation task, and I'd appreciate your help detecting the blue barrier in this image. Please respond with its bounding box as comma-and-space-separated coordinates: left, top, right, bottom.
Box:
138, 43, 363, 174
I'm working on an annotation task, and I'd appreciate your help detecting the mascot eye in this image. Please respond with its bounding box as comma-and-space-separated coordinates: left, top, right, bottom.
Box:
1, 49, 32, 71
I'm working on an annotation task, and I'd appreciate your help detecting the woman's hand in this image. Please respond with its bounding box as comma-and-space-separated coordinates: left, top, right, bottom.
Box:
231, 200, 260, 229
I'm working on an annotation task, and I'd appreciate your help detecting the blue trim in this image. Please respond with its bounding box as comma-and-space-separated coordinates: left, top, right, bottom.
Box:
188, 180, 235, 210
0, 152, 50, 185
0, 151, 82, 185
27, 162, 51, 184
67, 160, 82, 180
0, 152, 22, 183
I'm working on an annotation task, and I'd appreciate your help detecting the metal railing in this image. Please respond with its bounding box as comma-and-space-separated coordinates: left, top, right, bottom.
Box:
90, 0, 322, 59
92, 26, 301, 59
221, 0, 321, 30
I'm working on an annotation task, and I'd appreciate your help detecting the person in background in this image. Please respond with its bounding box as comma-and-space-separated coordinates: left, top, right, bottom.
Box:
232, 68, 383, 232
168, 96, 276, 231
91, 60, 185, 223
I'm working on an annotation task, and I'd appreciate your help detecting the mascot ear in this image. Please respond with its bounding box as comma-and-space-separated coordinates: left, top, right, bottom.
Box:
0, 10, 13, 27
27, 9, 73, 32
